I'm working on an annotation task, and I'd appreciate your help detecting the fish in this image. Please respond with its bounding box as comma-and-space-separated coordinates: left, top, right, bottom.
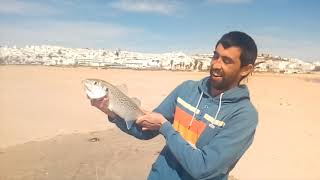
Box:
82, 78, 144, 129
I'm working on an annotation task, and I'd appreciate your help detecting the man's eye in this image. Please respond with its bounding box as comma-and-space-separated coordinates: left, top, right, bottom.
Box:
222, 57, 232, 64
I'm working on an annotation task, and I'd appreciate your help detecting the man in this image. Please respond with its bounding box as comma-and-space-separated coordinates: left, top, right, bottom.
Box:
91, 31, 258, 180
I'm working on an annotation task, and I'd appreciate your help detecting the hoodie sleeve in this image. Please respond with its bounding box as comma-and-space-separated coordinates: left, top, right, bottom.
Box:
159, 107, 258, 179
108, 116, 159, 140
108, 81, 186, 140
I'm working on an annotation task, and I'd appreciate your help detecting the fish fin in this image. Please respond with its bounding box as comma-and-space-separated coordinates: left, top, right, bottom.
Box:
125, 120, 135, 130
131, 97, 141, 106
116, 84, 128, 94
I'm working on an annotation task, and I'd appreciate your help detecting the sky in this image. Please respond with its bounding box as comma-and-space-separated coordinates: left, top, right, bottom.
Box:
0, 0, 319, 62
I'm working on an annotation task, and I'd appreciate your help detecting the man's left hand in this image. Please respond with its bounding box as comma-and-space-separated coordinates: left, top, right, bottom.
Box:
136, 111, 167, 131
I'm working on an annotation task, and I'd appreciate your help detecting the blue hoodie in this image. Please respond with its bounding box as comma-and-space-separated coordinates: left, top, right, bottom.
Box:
109, 76, 258, 180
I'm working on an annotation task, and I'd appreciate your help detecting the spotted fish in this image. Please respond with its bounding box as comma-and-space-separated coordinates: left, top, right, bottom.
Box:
83, 78, 144, 129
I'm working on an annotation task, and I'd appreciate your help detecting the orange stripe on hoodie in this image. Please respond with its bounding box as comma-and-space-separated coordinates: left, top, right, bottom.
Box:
173, 106, 206, 145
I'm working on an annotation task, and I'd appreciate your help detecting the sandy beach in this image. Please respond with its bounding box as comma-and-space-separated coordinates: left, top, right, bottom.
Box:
0, 65, 320, 180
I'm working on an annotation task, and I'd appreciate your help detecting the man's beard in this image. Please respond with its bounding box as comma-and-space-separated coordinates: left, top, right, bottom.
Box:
209, 67, 227, 90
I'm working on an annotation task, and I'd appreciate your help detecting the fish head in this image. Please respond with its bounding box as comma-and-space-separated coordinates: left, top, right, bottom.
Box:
82, 78, 108, 99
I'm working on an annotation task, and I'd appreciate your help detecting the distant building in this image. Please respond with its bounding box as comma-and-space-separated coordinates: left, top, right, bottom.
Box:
0, 45, 317, 73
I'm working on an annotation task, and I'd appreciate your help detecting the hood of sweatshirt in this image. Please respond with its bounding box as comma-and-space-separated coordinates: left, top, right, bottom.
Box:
198, 76, 250, 104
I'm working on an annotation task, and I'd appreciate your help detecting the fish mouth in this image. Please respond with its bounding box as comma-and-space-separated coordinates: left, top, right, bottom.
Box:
82, 79, 107, 99
82, 80, 91, 90
82, 79, 99, 89
82, 79, 91, 88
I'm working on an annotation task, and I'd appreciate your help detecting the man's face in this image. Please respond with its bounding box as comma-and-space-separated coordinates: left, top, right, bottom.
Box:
209, 43, 243, 91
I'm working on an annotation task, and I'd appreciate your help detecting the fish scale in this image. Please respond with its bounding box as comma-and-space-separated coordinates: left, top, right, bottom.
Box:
83, 78, 144, 129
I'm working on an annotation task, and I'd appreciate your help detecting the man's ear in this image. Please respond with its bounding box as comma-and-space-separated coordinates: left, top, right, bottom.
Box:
240, 64, 254, 78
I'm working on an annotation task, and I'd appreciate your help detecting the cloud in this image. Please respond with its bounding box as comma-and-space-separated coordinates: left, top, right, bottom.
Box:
207, 0, 252, 4
110, 0, 178, 15
0, 21, 144, 49
0, 0, 58, 15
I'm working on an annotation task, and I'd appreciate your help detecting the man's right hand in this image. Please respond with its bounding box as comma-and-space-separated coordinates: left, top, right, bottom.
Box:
89, 95, 117, 119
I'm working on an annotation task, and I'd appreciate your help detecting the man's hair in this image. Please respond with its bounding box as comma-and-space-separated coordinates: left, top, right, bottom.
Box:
216, 31, 257, 67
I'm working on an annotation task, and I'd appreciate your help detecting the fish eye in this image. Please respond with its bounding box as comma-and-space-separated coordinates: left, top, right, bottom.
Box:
94, 81, 98, 85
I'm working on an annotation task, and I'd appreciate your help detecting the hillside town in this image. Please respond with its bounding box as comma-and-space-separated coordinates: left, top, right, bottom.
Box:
0, 45, 319, 73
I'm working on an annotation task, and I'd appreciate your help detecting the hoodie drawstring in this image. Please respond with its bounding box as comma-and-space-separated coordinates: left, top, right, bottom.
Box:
214, 93, 224, 119
188, 91, 203, 128
187, 92, 224, 129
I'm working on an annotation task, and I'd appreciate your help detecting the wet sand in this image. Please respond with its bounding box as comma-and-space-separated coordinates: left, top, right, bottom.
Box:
0, 65, 320, 180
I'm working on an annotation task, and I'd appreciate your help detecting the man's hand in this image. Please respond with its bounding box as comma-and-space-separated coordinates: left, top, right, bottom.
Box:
88, 95, 117, 119
136, 111, 167, 131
